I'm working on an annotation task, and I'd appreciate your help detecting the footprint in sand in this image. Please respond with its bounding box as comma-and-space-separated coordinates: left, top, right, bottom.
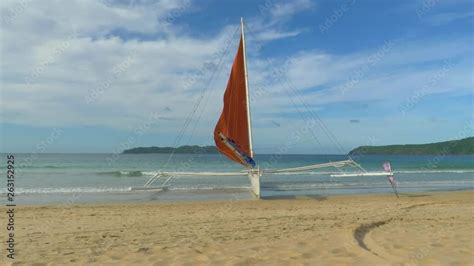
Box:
393, 244, 402, 249
331, 248, 346, 254
297, 241, 307, 247
136, 247, 150, 253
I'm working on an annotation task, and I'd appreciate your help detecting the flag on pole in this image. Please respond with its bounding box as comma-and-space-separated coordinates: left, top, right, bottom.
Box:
383, 162, 399, 198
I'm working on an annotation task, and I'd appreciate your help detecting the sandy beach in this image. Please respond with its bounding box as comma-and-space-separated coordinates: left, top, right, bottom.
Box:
1, 190, 473, 265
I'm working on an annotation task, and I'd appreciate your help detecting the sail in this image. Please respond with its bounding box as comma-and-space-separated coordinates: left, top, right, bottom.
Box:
214, 33, 255, 168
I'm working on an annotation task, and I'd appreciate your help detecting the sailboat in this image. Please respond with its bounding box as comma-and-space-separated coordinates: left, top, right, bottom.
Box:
138, 18, 395, 198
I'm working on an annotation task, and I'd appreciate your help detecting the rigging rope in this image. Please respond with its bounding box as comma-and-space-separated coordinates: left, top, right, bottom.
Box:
243, 24, 328, 153
145, 21, 371, 188
243, 24, 346, 153
163, 25, 239, 167
243, 23, 361, 176
145, 25, 241, 187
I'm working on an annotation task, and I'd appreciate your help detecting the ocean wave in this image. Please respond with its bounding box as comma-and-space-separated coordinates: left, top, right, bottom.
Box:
262, 180, 474, 191
1, 187, 130, 195
167, 185, 251, 191
7, 167, 474, 177
264, 169, 474, 175
1, 165, 64, 169
0, 185, 250, 195
97, 171, 156, 177
394, 169, 474, 174
76, 168, 474, 179
298, 169, 474, 175
4, 180, 473, 195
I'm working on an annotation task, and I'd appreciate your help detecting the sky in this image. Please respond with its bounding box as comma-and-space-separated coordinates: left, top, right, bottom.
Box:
0, 0, 473, 154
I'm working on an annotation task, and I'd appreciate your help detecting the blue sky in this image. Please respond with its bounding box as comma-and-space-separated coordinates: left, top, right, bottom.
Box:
0, 0, 473, 154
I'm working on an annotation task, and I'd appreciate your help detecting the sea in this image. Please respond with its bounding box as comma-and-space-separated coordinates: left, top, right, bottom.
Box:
1, 153, 473, 205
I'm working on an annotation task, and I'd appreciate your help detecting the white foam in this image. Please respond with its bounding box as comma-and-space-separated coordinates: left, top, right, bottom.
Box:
3, 187, 129, 195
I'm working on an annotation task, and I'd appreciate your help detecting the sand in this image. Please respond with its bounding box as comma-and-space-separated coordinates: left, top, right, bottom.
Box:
1, 190, 473, 265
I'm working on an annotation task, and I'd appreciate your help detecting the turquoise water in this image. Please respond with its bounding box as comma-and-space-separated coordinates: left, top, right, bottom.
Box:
1, 153, 473, 204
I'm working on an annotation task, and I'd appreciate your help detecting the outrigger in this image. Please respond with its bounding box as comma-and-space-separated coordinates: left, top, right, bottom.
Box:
133, 18, 397, 198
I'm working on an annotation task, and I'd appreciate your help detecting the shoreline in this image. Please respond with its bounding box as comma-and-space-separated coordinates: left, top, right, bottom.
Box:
9, 188, 474, 207
2, 190, 473, 265
6, 186, 474, 206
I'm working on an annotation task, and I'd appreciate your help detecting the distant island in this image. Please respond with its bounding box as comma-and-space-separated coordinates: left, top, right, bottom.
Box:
122, 145, 217, 154
124, 137, 474, 155
349, 137, 474, 155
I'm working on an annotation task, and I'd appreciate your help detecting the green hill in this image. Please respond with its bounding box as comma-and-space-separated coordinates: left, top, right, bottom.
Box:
349, 137, 474, 155
122, 145, 217, 154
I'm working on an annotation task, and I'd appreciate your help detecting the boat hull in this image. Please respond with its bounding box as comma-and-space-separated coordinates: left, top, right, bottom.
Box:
248, 170, 261, 198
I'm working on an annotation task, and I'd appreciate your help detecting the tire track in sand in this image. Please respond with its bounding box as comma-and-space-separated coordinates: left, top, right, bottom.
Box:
353, 218, 393, 257
352, 202, 439, 259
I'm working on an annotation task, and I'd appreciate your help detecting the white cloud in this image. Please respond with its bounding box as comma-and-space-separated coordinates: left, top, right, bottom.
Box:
0, 0, 472, 152
0, 0, 235, 128
269, 0, 314, 19
247, 0, 313, 42
252, 28, 305, 42
425, 11, 474, 26
278, 37, 473, 106
0, 0, 315, 130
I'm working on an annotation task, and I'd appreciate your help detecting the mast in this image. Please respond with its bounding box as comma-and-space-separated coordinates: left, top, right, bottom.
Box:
241, 17, 254, 158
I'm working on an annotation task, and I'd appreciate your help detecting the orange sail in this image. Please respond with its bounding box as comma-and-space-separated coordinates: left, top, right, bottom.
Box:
214, 33, 255, 168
